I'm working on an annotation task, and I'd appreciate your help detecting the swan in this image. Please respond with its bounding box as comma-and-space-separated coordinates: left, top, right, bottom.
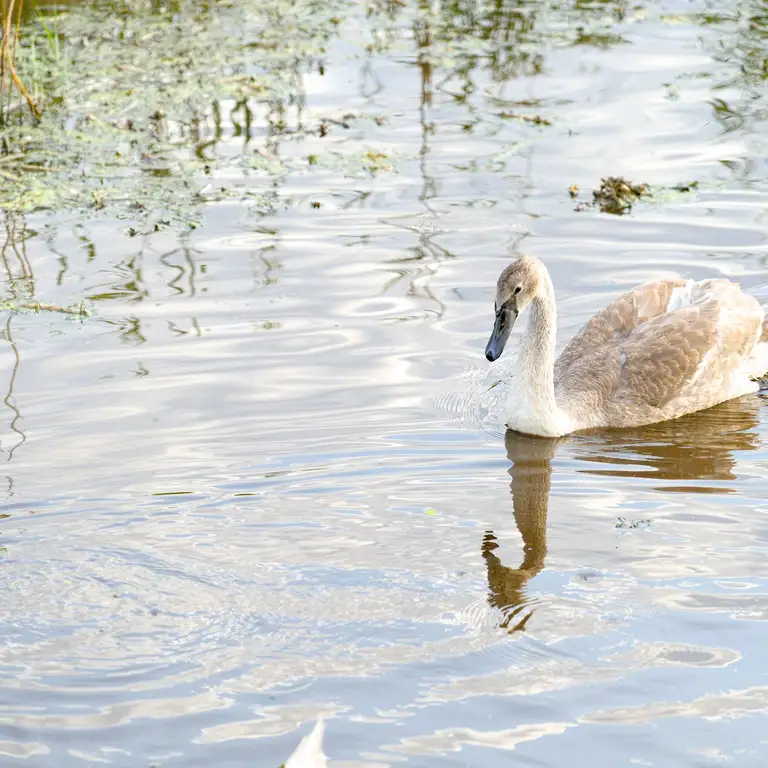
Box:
484, 255, 768, 437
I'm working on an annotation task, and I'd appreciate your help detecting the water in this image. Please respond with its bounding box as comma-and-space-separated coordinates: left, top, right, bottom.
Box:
1, 0, 768, 765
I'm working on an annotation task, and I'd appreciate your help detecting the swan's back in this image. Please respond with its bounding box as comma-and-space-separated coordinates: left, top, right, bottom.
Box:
554, 278, 768, 429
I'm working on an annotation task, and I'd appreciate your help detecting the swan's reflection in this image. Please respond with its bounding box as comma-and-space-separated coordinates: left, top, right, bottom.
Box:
483, 431, 554, 632
575, 395, 764, 490
483, 396, 766, 631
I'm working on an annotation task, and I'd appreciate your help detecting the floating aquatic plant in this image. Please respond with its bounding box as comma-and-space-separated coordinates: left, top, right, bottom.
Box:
592, 176, 651, 214
0, 298, 91, 316
569, 177, 701, 215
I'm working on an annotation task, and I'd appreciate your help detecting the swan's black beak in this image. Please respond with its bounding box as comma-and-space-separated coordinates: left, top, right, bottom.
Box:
485, 306, 517, 362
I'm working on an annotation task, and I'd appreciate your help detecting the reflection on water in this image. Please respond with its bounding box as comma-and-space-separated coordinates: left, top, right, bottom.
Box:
0, 317, 25, 465
484, 433, 552, 632
488, 397, 765, 634
0, 213, 35, 296
576, 396, 766, 491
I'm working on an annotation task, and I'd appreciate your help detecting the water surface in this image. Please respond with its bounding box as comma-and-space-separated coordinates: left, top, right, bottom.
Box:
1, 0, 768, 765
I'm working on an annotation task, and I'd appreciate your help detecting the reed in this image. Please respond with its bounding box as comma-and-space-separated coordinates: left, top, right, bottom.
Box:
0, 0, 41, 121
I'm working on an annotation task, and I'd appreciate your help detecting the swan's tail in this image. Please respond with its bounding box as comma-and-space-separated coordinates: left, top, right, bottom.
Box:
748, 344, 768, 381
748, 318, 768, 384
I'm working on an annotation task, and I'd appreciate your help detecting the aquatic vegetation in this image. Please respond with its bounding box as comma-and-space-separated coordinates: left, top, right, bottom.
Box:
592, 177, 651, 215
569, 176, 651, 215
671, 181, 700, 193
0, 298, 90, 316
615, 517, 653, 530
0, 0, 360, 229
498, 111, 552, 126
0, 0, 640, 231
568, 176, 652, 214
570, 177, 702, 214
0, 0, 755, 233
0, 0, 41, 119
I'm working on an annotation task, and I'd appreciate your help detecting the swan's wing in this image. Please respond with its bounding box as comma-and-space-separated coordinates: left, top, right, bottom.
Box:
556, 279, 688, 374
556, 279, 763, 411
615, 303, 723, 407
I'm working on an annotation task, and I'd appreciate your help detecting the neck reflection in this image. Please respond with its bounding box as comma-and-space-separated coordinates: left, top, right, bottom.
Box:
483, 431, 555, 633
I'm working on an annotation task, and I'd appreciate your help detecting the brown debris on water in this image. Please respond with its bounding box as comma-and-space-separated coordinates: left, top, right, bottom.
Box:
592, 176, 650, 214
570, 176, 701, 214
569, 176, 654, 215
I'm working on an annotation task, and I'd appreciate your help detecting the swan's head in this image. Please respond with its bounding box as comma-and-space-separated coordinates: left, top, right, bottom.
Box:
485, 255, 544, 362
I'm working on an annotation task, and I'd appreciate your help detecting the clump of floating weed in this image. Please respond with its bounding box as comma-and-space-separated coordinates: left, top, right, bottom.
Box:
570, 177, 700, 214
591, 176, 650, 214
569, 176, 650, 214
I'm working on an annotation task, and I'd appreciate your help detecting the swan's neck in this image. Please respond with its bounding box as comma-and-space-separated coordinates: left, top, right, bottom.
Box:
519, 293, 557, 404
510, 277, 565, 436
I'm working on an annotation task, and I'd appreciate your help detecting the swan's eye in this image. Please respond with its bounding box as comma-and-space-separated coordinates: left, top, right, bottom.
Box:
513, 286, 522, 295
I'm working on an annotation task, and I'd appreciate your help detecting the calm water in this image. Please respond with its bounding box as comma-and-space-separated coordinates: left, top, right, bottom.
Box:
2, 0, 768, 765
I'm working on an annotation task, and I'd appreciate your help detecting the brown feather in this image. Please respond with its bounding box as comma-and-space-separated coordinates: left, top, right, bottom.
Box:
554, 278, 765, 429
